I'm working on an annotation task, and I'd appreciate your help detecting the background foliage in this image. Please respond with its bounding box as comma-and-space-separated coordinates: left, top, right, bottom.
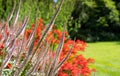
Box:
68, 0, 120, 42
0, 0, 120, 42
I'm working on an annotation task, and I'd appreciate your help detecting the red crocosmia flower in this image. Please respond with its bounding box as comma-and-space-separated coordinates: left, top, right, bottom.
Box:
67, 40, 74, 44
39, 23, 44, 29
79, 40, 87, 47
58, 72, 69, 76
25, 29, 32, 40
87, 58, 95, 63
81, 67, 91, 76
0, 43, 4, 49
65, 31, 68, 35
0, 50, 3, 55
71, 49, 77, 54
91, 68, 96, 72
0, 43, 4, 55
62, 63, 73, 70
36, 24, 44, 38
63, 43, 70, 52
0, 34, 2, 40
32, 24, 35, 29
5, 27, 9, 37
54, 29, 61, 35
39, 18, 44, 23
71, 69, 81, 76
37, 18, 44, 29
6, 63, 12, 69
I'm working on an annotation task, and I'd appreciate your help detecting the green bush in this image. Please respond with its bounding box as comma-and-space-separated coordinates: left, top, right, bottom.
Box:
67, 0, 120, 42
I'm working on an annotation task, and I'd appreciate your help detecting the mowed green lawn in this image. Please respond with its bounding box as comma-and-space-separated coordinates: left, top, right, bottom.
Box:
81, 41, 120, 76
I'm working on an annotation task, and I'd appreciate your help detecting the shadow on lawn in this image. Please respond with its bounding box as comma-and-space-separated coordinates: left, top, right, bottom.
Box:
116, 41, 120, 45
87, 40, 120, 45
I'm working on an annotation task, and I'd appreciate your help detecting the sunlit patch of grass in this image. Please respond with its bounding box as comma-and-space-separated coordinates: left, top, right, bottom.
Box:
81, 41, 120, 76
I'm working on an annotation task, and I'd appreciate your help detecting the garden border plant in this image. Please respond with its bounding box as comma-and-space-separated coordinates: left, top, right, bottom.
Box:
0, 0, 95, 76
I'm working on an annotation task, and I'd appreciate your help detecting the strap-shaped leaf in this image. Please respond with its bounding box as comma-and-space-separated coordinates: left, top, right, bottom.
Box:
27, 42, 50, 76
54, 43, 74, 74
47, 22, 66, 76
13, 0, 22, 27
7, 1, 16, 23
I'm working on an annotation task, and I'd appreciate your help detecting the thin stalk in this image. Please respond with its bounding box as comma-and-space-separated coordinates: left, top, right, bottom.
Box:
13, 0, 21, 27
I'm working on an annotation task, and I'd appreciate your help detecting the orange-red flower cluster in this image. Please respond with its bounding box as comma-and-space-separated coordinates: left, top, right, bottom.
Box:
25, 18, 45, 45
0, 34, 2, 40
59, 55, 95, 76
0, 43, 4, 55
6, 63, 12, 69
24, 18, 95, 76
